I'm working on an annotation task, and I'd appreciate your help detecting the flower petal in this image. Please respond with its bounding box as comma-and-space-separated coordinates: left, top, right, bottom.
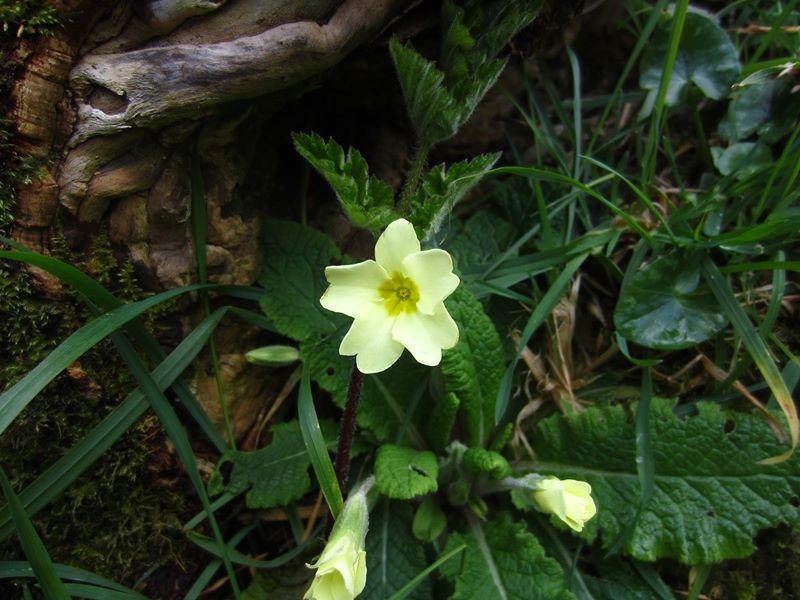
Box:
392, 304, 459, 366
402, 249, 460, 315
340, 301, 404, 373
320, 260, 388, 318
375, 218, 420, 274
353, 550, 367, 596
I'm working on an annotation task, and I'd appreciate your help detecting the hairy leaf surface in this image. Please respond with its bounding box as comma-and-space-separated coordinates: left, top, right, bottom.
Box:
442, 287, 506, 446
442, 513, 574, 600
530, 399, 800, 563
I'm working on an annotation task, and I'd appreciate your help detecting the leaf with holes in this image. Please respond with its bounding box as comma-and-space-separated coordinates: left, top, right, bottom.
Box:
639, 9, 740, 116
529, 398, 800, 563
441, 513, 574, 600
614, 248, 727, 350
375, 444, 438, 500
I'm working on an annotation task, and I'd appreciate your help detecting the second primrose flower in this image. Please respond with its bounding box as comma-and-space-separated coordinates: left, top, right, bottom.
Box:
320, 218, 460, 373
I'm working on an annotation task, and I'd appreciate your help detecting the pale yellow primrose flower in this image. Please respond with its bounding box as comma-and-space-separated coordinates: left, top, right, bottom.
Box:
531, 477, 597, 532
320, 218, 460, 374
304, 481, 370, 600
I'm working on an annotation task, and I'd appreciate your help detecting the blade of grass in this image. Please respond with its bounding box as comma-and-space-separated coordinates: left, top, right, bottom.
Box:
609, 367, 655, 554
750, 0, 799, 62
686, 564, 712, 600
0, 308, 228, 541
567, 47, 582, 180
489, 166, 655, 244
632, 561, 676, 600
191, 149, 235, 448
0, 562, 147, 598
0, 277, 211, 436
701, 257, 798, 464
496, 253, 588, 422
642, 0, 690, 188
385, 543, 466, 600
582, 154, 679, 243
183, 492, 239, 531
760, 252, 787, 337
586, 0, 669, 155
0, 467, 70, 600
103, 325, 241, 596
0, 245, 228, 452
299, 362, 344, 518
187, 524, 321, 568
744, 122, 800, 219
182, 525, 253, 600
61, 585, 140, 600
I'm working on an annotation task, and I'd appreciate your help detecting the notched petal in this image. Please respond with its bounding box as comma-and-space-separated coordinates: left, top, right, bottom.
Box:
375, 218, 420, 274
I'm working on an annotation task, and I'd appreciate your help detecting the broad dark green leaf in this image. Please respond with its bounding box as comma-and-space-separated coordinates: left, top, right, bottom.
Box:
362, 501, 432, 600
614, 249, 727, 350
639, 9, 740, 115
720, 79, 800, 144
711, 142, 773, 180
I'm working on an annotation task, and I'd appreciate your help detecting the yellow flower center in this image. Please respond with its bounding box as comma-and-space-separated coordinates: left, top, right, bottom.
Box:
378, 273, 420, 316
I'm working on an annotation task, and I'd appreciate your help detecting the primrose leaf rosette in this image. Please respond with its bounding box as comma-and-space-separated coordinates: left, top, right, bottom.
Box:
320, 218, 460, 373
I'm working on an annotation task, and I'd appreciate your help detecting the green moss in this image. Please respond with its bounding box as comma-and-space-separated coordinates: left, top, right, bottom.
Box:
0, 237, 193, 588
0, 0, 59, 38
709, 527, 800, 600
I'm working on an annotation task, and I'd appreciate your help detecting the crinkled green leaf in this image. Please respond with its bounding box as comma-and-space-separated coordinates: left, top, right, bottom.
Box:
442, 287, 506, 446
340, 352, 431, 442
362, 501, 432, 600
531, 398, 800, 563
375, 444, 438, 500
292, 133, 398, 230
639, 9, 740, 115
441, 0, 542, 85
441, 513, 574, 600
390, 37, 461, 145
409, 153, 500, 240
258, 219, 345, 341
302, 328, 352, 404
425, 392, 461, 454
711, 142, 773, 180
614, 249, 727, 350
209, 420, 337, 509
447, 211, 516, 272
440, 0, 540, 128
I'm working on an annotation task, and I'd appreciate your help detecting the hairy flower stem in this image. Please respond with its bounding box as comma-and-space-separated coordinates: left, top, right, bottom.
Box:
397, 141, 431, 215
334, 366, 364, 494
